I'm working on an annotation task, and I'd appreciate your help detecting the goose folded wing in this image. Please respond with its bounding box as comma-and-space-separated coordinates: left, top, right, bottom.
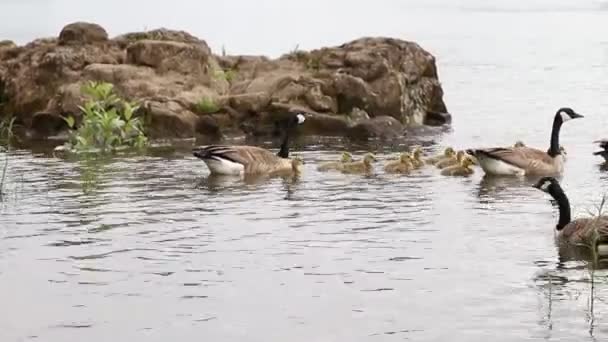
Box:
593, 139, 608, 151
196, 145, 281, 166
565, 217, 608, 244
477, 147, 555, 168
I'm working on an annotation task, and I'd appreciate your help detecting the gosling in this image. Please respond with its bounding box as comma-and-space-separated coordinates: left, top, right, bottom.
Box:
411, 147, 425, 169
436, 150, 466, 169
384, 153, 414, 173
440, 156, 475, 176
270, 156, 305, 177
341, 153, 377, 174
317, 152, 353, 171
425, 147, 456, 165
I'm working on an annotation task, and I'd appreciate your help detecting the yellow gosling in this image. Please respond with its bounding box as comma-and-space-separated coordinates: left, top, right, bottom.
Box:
317, 152, 354, 171
411, 147, 424, 168
384, 153, 414, 173
440, 156, 475, 176
425, 147, 456, 165
436, 150, 465, 169
341, 153, 377, 174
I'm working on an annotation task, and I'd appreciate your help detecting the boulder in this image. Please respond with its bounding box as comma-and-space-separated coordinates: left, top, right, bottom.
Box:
347, 116, 405, 140
144, 100, 198, 138
126, 40, 211, 75
0, 23, 449, 141
58, 22, 108, 46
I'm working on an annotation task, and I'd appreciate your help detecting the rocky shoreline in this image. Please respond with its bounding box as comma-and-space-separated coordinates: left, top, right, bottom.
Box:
0, 22, 449, 142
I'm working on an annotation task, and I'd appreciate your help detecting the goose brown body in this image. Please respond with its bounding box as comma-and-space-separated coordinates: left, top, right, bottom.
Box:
533, 177, 608, 251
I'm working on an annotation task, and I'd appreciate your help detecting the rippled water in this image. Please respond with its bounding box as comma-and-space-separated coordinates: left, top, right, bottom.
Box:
2, 1, 608, 341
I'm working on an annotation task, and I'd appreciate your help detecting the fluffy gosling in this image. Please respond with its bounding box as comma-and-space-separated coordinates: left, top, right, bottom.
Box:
425, 147, 456, 165
440, 156, 475, 176
341, 153, 377, 174
317, 152, 354, 171
384, 153, 414, 173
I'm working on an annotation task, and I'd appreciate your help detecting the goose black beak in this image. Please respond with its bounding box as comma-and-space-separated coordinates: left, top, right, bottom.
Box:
571, 112, 584, 119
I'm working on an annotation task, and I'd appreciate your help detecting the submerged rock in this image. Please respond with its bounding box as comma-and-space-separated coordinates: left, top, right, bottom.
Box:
0, 22, 449, 142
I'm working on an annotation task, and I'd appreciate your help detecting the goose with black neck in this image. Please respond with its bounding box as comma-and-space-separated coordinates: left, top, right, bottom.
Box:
192, 113, 306, 175
533, 177, 608, 255
466, 107, 583, 176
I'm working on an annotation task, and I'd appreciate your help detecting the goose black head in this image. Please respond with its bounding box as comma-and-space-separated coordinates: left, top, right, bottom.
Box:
556, 107, 584, 123
533, 176, 560, 194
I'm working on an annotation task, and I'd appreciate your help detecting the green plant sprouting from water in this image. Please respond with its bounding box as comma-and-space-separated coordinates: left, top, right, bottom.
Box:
195, 97, 220, 114
63, 81, 148, 153
0, 116, 15, 198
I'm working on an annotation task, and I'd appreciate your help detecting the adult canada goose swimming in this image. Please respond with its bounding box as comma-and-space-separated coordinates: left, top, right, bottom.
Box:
436, 150, 466, 169
317, 152, 354, 171
466, 108, 584, 176
341, 153, 377, 174
384, 153, 414, 173
593, 139, 608, 162
192, 113, 306, 175
440, 155, 475, 176
533, 177, 608, 254
425, 147, 456, 165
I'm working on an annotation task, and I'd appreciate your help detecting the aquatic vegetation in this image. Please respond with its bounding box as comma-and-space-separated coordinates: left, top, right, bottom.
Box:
63, 81, 148, 153
195, 97, 220, 114
0, 116, 15, 198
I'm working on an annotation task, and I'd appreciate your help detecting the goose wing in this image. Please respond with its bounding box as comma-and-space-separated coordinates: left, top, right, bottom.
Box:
594, 139, 608, 150
563, 216, 608, 244
469, 146, 555, 169
193, 145, 281, 166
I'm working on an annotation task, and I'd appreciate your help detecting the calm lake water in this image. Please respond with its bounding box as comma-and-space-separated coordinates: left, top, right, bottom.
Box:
2, 1, 608, 341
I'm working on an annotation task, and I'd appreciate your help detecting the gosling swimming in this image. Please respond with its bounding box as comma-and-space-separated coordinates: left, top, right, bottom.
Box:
317, 152, 354, 171
410, 147, 425, 168
440, 156, 475, 176
341, 153, 377, 174
426, 147, 456, 165
436, 150, 466, 169
384, 153, 414, 173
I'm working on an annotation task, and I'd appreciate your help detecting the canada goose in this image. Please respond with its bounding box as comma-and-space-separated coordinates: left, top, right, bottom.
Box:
411, 147, 424, 168
440, 156, 475, 176
192, 113, 306, 175
317, 152, 354, 171
533, 177, 608, 253
593, 139, 608, 162
436, 150, 466, 169
466, 108, 584, 176
425, 147, 456, 165
341, 153, 377, 174
384, 153, 414, 173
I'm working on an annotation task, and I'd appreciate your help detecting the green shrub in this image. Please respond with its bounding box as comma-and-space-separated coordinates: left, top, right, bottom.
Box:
195, 97, 220, 114
63, 81, 148, 153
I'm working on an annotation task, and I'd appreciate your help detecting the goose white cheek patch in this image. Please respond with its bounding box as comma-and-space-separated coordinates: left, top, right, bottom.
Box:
540, 181, 551, 192
560, 112, 571, 122
296, 113, 306, 124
